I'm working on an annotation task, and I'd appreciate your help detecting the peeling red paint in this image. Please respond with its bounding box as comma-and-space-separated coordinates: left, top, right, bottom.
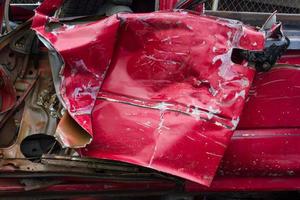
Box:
32, 0, 265, 186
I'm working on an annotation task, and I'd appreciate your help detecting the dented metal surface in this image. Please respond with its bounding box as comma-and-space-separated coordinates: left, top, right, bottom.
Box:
29, 0, 268, 186
0, 0, 298, 194
186, 64, 300, 191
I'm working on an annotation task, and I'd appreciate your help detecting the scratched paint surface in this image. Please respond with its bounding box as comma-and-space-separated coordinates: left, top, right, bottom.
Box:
32, 0, 264, 186
239, 67, 300, 129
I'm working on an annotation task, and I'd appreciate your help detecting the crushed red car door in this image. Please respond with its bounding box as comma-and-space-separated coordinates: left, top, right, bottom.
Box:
32, 0, 265, 186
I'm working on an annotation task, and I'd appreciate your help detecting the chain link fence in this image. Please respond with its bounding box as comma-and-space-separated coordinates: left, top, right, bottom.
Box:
205, 0, 300, 13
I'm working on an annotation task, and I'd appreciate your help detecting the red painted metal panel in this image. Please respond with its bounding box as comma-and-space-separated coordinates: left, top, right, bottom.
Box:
33, 1, 121, 135
84, 13, 263, 186
158, 0, 178, 10
32, 0, 265, 186
277, 50, 300, 66
239, 67, 300, 128
158, 0, 205, 11
221, 129, 300, 177
187, 65, 300, 191
186, 177, 300, 192
186, 127, 300, 191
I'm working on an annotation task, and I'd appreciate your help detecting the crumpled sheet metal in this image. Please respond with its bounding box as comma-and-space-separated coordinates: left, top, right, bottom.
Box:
32, 0, 265, 186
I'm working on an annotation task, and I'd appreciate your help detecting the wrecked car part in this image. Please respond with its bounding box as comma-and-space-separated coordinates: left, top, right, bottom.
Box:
20, 134, 62, 161
47, 49, 66, 108
0, 42, 35, 149
185, 63, 300, 192
260, 11, 277, 32
175, 0, 206, 10
240, 36, 290, 72
0, 28, 40, 130
40, 155, 140, 172
59, 0, 105, 17
0, 117, 17, 147
55, 112, 91, 148
0, 0, 300, 194
0, 25, 68, 173
59, 0, 133, 18
230, 13, 290, 72
0, 19, 31, 50
10, 30, 36, 55
31, 0, 268, 186
20, 178, 63, 191
0, 75, 37, 130
0, 0, 294, 192
0, 172, 179, 197
10, 30, 38, 79
239, 17, 290, 72
0, 22, 165, 186
0, 66, 16, 114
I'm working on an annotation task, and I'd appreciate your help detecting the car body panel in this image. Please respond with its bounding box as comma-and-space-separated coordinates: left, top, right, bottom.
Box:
0, 0, 299, 193
31, 0, 266, 186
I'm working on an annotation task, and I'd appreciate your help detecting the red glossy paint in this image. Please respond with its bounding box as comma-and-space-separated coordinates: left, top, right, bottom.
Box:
32, 0, 266, 186
2, 59, 300, 192
186, 177, 300, 192
33, 0, 120, 135
222, 65, 300, 185
158, 0, 178, 10
239, 66, 300, 128
158, 0, 204, 11
221, 128, 300, 177
187, 126, 300, 191
187, 64, 300, 191
277, 50, 300, 66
